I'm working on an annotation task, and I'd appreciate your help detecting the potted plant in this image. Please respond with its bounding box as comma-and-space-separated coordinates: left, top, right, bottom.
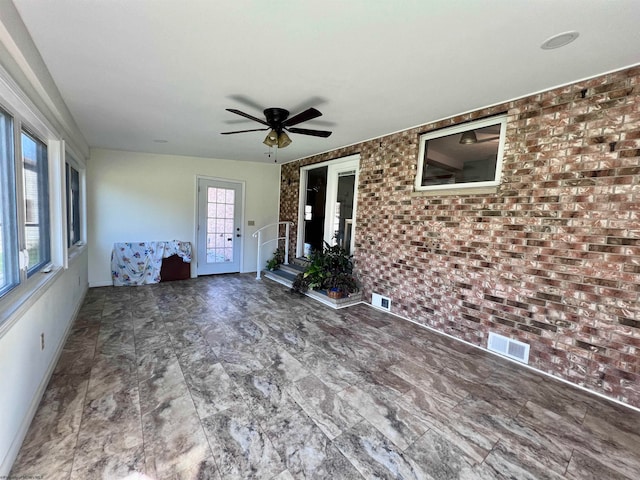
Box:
291, 242, 358, 298
265, 247, 285, 271
325, 271, 358, 298
291, 248, 326, 294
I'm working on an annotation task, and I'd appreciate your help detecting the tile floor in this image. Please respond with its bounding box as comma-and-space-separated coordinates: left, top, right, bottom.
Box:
10, 273, 640, 479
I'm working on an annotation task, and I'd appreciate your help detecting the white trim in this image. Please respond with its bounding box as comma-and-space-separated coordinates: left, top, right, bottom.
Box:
296, 167, 308, 257
195, 175, 245, 276
49, 139, 65, 267
296, 154, 361, 258
0, 71, 69, 329
414, 115, 507, 192
323, 158, 359, 253
370, 303, 640, 414
0, 63, 56, 141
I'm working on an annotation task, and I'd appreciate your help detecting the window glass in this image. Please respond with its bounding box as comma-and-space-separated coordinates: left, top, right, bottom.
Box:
66, 161, 81, 247
416, 116, 506, 190
22, 130, 50, 276
0, 109, 18, 297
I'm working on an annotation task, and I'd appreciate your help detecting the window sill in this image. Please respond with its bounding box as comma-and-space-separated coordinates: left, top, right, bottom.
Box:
412, 186, 498, 197
68, 243, 86, 265
0, 266, 64, 340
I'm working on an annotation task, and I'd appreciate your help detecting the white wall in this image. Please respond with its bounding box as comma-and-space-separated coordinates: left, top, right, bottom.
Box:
0, 252, 88, 475
88, 148, 281, 286
0, 3, 91, 474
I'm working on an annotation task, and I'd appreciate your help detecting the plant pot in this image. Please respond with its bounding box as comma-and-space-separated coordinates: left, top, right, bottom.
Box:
327, 289, 343, 299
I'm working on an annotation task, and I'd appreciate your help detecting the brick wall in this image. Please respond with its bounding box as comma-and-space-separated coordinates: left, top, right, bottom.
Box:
279, 65, 640, 408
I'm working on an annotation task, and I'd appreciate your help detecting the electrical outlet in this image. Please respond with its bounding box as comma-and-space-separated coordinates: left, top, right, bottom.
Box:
40, 333, 45, 351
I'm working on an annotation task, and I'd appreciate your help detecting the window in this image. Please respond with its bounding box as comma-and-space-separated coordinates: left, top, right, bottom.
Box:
0, 110, 53, 303
0, 108, 19, 297
66, 160, 81, 247
21, 130, 50, 276
415, 115, 507, 191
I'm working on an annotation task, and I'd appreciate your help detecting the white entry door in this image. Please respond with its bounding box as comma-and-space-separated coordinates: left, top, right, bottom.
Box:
197, 178, 243, 275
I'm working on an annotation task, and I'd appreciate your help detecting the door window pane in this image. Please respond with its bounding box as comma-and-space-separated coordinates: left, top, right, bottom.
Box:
22, 131, 50, 276
0, 109, 18, 297
303, 166, 327, 255
205, 186, 236, 264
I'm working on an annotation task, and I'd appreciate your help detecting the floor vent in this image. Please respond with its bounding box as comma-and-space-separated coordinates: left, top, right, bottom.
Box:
487, 332, 530, 364
371, 293, 391, 311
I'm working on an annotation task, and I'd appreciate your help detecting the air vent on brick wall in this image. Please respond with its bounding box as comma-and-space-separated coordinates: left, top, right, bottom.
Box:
371, 293, 391, 311
487, 332, 530, 364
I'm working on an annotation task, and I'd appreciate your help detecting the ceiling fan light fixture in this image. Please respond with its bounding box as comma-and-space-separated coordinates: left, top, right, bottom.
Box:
225, 106, 332, 153
459, 130, 477, 144
277, 131, 292, 148
263, 129, 278, 147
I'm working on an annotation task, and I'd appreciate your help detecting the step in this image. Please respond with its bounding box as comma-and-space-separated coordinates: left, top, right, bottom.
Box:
291, 257, 310, 268
279, 263, 306, 276
263, 268, 297, 285
262, 268, 363, 310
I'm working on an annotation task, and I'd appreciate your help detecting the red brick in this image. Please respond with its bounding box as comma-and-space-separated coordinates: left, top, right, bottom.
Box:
278, 66, 640, 409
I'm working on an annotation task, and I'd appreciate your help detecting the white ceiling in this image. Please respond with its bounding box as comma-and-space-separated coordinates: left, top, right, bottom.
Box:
12, 0, 640, 164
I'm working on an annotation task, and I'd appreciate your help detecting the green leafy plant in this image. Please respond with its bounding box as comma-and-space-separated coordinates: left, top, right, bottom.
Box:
325, 271, 358, 295
290, 242, 358, 297
265, 247, 285, 271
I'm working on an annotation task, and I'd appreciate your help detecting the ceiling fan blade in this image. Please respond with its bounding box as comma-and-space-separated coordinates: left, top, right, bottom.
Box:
475, 136, 500, 143
225, 108, 269, 126
288, 127, 332, 138
220, 128, 269, 135
283, 107, 322, 127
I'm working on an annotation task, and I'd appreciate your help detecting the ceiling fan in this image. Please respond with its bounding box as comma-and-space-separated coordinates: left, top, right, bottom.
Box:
459, 130, 500, 144
221, 107, 332, 148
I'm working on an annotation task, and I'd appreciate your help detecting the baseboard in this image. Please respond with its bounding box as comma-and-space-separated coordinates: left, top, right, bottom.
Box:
88, 280, 113, 288
0, 287, 87, 477
369, 303, 640, 414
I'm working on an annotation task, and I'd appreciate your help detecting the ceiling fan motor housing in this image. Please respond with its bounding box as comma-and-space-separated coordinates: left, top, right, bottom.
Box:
264, 108, 289, 129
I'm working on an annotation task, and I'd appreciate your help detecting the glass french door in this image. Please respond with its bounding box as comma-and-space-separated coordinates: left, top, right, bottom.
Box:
298, 155, 359, 257
323, 159, 358, 253
302, 166, 327, 256
197, 178, 242, 275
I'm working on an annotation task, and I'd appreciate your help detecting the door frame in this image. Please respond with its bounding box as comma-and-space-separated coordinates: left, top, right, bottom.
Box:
296, 154, 360, 258
194, 175, 245, 275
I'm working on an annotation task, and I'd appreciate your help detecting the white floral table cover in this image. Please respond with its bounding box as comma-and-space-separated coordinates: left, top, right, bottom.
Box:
111, 240, 192, 286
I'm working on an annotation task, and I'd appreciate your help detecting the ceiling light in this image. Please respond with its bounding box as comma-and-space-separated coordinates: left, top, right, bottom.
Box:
263, 129, 293, 149
263, 129, 278, 147
277, 131, 292, 148
541, 31, 579, 50
459, 131, 477, 144
153, 139, 168, 143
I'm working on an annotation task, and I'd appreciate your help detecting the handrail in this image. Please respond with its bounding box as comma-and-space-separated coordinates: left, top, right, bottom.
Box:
252, 221, 292, 279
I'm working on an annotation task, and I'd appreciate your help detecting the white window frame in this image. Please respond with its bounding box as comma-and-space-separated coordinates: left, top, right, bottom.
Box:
415, 115, 508, 192
65, 154, 84, 251
0, 64, 67, 334
21, 128, 51, 277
